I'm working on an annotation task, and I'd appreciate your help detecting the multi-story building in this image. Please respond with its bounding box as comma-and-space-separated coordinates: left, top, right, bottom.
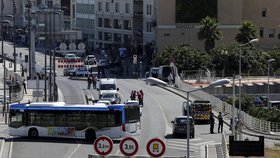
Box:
74, 0, 157, 53
156, 0, 280, 52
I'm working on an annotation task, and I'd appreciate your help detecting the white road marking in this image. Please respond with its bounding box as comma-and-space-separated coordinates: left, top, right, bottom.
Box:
9, 141, 13, 158
0, 139, 4, 158
67, 144, 81, 158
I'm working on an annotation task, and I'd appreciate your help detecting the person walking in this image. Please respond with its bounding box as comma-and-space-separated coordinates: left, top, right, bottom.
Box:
218, 112, 223, 133
137, 91, 143, 107
210, 112, 215, 134
87, 76, 92, 89
23, 79, 27, 94
92, 75, 97, 89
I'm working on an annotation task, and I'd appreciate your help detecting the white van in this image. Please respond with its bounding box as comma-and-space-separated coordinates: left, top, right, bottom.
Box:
97, 78, 119, 98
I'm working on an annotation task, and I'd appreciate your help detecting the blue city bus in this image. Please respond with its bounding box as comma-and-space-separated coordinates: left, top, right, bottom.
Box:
9, 102, 127, 141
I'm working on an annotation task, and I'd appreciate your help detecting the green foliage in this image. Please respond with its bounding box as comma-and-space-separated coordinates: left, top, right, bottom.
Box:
176, 0, 217, 23
235, 20, 258, 44
156, 44, 212, 71
248, 107, 280, 122
198, 16, 222, 52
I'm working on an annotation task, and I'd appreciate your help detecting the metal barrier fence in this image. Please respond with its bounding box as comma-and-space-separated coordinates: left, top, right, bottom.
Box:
221, 132, 229, 158
175, 77, 280, 135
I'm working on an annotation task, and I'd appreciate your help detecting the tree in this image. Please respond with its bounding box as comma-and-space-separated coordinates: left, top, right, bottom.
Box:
235, 20, 258, 44
156, 44, 212, 71
197, 16, 222, 52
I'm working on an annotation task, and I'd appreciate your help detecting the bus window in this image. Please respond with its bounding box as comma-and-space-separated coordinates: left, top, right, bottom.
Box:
9, 111, 24, 128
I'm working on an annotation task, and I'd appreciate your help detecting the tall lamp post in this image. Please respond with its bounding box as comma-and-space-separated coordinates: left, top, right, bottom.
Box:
148, 77, 230, 158
267, 59, 275, 107
12, 0, 16, 72
238, 38, 258, 140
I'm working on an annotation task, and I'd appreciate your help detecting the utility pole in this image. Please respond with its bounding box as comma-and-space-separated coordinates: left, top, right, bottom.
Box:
26, 0, 32, 78
12, 0, 16, 72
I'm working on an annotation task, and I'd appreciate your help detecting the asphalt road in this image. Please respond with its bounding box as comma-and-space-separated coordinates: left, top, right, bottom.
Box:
0, 41, 224, 158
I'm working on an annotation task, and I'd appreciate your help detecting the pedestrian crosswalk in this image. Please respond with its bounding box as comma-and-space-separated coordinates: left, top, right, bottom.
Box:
165, 137, 220, 152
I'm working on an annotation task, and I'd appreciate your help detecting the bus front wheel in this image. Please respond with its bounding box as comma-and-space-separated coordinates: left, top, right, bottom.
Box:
85, 129, 96, 142
28, 128, 38, 138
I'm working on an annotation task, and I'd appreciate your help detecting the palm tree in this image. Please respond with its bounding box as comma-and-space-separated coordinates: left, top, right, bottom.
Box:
235, 20, 258, 44
198, 16, 222, 53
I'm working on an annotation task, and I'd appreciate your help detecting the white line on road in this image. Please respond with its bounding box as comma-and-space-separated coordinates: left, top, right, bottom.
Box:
67, 144, 81, 158
0, 139, 4, 158
8, 141, 13, 158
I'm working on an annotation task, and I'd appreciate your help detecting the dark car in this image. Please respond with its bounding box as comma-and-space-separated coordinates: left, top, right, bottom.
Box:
63, 67, 76, 76
171, 116, 195, 138
99, 92, 121, 104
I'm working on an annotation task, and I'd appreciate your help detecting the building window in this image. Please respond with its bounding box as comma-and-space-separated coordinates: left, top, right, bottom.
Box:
104, 32, 112, 41
146, 4, 152, 15
106, 2, 110, 12
268, 29, 275, 38
98, 32, 103, 40
259, 27, 264, 38
104, 18, 112, 28
262, 8, 267, 17
115, 3, 120, 13
98, 18, 103, 27
125, 3, 130, 14
114, 33, 121, 42
146, 22, 152, 32
47, 1, 53, 8
113, 19, 122, 29
124, 34, 132, 43
98, 2, 102, 12
124, 20, 132, 30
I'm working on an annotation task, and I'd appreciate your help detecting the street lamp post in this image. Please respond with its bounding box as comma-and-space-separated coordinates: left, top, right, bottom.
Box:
267, 59, 275, 107
238, 38, 258, 140
12, 0, 16, 72
148, 77, 230, 158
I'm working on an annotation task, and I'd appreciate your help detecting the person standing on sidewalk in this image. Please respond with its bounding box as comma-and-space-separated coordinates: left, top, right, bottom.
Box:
218, 112, 223, 133
87, 76, 92, 89
92, 75, 97, 89
23, 79, 27, 94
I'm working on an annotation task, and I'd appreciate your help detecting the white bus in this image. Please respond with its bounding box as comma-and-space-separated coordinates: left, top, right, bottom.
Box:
9, 102, 127, 141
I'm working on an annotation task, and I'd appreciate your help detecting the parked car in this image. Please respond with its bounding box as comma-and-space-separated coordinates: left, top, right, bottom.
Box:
99, 92, 121, 104
64, 54, 80, 60
63, 67, 76, 76
75, 67, 90, 77
171, 116, 195, 138
96, 100, 111, 105
84, 55, 97, 65
39, 67, 57, 77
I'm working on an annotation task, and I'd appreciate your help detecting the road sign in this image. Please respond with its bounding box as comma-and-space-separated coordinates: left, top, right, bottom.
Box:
133, 55, 137, 64
93, 136, 113, 156
229, 136, 264, 156
119, 137, 139, 156
146, 138, 166, 157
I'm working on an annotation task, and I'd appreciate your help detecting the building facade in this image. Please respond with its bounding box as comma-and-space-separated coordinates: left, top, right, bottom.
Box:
74, 0, 157, 53
155, 0, 280, 53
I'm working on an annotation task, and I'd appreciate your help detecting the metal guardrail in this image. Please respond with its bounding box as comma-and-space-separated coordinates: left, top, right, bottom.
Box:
221, 132, 229, 158
175, 77, 280, 135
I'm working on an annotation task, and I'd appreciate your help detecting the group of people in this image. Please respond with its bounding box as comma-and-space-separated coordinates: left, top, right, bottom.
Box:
209, 112, 224, 134
87, 75, 97, 89
130, 90, 144, 106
